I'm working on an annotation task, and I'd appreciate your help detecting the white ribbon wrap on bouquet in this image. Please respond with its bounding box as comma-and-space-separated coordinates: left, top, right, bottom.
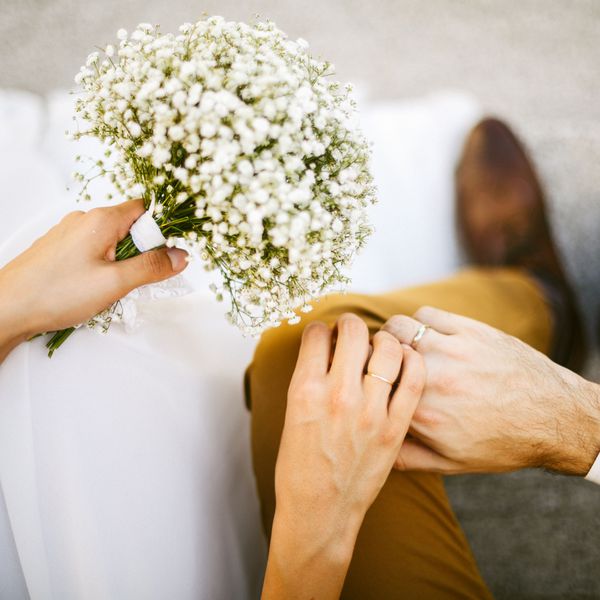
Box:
105, 196, 192, 333
129, 197, 167, 252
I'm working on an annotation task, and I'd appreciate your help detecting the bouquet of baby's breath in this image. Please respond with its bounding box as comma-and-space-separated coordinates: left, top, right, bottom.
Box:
46, 17, 375, 355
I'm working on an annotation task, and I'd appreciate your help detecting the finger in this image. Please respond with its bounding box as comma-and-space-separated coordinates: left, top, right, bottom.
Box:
86, 200, 146, 248
329, 313, 370, 377
388, 345, 425, 428
294, 321, 332, 378
412, 305, 477, 335
383, 314, 445, 352
112, 247, 188, 293
110, 199, 147, 241
85, 200, 144, 254
394, 438, 461, 473
363, 331, 402, 409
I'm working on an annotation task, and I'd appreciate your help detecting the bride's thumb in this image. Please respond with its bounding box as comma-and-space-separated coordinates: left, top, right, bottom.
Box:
115, 247, 189, 291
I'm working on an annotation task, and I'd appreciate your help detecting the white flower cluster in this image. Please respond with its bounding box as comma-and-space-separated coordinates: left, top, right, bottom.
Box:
73, 17, 375, 334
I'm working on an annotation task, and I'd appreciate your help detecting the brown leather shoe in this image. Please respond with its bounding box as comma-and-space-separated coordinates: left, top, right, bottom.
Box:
456, 117, 586, 371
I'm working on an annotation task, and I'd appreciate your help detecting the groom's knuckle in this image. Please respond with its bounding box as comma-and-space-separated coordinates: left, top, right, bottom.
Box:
443, 339, 465, 360
385, 314, 410, 336
413, 305, 436, 322
468, 319, 495, 339
432, 370, 458, 394
385, 314, 403, 329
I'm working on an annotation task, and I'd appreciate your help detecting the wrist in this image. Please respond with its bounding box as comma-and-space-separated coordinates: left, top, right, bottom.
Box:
271, 503, 360, 568
541, 372, 600, 476
0, 269, 34, 361
262, 508, 359, 600
576, 380, 600, 474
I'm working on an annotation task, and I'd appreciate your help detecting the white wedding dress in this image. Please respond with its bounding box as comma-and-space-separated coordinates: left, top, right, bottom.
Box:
0, 88, 480, 600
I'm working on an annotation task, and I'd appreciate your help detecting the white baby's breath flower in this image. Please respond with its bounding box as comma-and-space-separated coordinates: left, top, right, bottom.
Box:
168, 125, 185, 141
151, 147, 170, 167
127, 122, 142, 137
69, 16, 376, 338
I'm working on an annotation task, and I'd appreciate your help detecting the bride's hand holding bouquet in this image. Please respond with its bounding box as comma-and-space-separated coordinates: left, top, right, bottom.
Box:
0, 201, 188, 362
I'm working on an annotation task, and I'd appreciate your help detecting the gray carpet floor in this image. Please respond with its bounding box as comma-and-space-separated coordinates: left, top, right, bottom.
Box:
1, 1, 599, 597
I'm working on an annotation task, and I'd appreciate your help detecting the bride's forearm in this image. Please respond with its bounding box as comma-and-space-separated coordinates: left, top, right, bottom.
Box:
0, 269, 32, 363
261, 508, 358, 600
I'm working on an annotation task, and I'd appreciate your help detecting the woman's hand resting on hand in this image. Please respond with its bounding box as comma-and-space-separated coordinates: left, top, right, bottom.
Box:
0, 200, 188, 361
262, 313, 425, 600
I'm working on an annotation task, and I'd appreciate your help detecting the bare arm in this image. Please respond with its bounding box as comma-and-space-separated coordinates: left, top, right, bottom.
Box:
0, 200, 188, 363
0, 276, 29, 362
261, 315, 425, 599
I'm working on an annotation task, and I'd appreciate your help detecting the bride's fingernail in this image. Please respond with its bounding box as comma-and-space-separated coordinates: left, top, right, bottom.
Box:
166, 248, 188, 270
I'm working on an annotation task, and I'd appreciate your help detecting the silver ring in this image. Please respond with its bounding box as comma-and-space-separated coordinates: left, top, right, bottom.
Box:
410, 324, 430, 349
365, 372, 394, 386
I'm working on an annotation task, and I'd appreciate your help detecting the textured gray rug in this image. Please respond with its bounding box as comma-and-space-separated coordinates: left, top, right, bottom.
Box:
2, 1, 599, 597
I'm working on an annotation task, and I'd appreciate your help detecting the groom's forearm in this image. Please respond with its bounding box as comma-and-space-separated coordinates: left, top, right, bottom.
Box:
542, 376, 600, 476
571, 380, 600, 475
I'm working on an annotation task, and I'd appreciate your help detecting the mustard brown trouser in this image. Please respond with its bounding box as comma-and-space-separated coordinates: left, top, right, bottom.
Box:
246, 268, 553, 599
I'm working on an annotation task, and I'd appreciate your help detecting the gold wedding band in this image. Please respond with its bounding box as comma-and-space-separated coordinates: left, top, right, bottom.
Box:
365, 372, 394, 386
410, 324, 430, 349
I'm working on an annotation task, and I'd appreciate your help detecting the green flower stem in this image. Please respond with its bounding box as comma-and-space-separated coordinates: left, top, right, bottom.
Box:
46, 327, 77, 358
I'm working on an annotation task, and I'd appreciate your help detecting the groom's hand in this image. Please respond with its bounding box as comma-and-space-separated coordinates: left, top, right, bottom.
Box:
0, 200, 188, 358
383, 307, 600, 476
